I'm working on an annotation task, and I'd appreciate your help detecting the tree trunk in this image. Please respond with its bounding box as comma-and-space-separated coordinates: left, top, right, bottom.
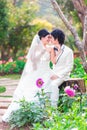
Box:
71, 0, 87, 51
13, 0, 17, 5
1, 46, 11, 60
72, 0, 86, 28
1, 46, 7, 60
50, 0, 87, 73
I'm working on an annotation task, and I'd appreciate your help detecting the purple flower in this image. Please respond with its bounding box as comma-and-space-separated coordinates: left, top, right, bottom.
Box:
36, 78, 44, 88
64, 86, 75, 97
73, 84, 79, 90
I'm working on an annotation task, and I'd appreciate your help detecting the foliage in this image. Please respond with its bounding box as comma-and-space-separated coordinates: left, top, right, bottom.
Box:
56, 0, 83, 40
0, 86, 6, 93
71, 58, 87, 78
84, 0, 87, 5
6, 1, 39, 58
49, 61, 53, 69
9, 89, 50, 129
0, 59, 26, 75
0, 0, 39, 59
33, 93, 87, 130
71, 10, 83, 38
0, 0, 9, 41
65, 35, 77, 51
0, 0, 9, 60
58, 84, 83, 112
0, 0, 54, 59
56, 0, 74, 17
32, 18, 53, 31
71, 58, 87, 86
8, 88, 87, 130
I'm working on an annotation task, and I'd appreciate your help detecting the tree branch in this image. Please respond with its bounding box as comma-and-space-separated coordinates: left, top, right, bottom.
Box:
71, 0, 85, 27
50, 0, 87, 72
50, 0, 82, 50
72, 0, 85, 13
82, 8, 87, 46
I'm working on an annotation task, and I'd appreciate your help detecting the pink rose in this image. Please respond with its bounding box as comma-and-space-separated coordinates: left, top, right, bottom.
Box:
64, 86, 75, 97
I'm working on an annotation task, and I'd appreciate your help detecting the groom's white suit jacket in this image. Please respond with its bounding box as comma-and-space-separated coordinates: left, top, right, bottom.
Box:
51, 44, 74, 81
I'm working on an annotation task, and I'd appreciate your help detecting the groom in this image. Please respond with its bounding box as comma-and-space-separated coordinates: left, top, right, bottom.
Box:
48, 28, 74, 107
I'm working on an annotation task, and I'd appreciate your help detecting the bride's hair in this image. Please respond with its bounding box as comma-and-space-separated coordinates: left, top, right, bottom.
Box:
38, 29, 49, 39
26, 29, 49, 59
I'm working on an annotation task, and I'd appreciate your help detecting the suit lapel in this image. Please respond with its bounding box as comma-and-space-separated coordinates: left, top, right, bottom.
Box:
56, 45, 65, 64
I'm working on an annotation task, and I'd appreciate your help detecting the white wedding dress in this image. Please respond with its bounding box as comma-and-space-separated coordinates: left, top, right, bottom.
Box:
2, 35, 52, 122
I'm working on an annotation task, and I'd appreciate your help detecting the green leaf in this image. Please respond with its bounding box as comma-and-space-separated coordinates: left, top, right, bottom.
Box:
49, 61, 53, 69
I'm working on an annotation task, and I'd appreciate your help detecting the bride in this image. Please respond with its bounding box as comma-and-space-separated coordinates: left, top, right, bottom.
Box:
2, 29, 53, 122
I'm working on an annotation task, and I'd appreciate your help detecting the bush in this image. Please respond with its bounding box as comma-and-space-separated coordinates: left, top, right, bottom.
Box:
9, 90, 50, 129
0, 86, 6, 93
8, 89, 87, 129
71, 58, 87, 85
0, 59, 26, 75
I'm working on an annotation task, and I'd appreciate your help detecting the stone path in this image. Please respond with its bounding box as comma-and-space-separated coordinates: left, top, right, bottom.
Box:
0, 78, 19, 123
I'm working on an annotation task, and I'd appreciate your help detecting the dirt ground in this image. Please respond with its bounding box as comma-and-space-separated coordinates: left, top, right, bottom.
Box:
0, 122, 10, 130
0, 122, 30, 130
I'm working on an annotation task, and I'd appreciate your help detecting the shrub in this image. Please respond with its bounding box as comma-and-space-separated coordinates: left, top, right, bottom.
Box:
8, 87, 87, 129
0, 59, 26, 75
9, 89, 50, 129
0, 86, 6, 93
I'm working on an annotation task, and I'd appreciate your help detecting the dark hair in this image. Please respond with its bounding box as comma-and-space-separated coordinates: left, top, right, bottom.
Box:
38, 29, 49, 39
51, 29, 65, 45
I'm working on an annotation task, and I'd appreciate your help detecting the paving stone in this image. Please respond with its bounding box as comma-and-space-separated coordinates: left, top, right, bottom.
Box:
0, 91, 15, 96
0, 78, 19, 122
0, 78, 19, 97
0, 116, 2, 123
0, 109, 6, 115
0, 102, 10, 109
0, 98, 12, 102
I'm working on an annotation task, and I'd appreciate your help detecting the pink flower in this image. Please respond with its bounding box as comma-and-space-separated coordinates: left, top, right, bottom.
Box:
0, 60, 2, 64
73, 84, 79, 90
0, 60, 6, 64
36, 78, 44, 88
64, 86, 75, 97
8, 57, 13, 62
18, 56, 24, 60
2, 60, 6, 64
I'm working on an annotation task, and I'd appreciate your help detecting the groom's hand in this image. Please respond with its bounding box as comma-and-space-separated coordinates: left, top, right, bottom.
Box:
50, 75, 58, 80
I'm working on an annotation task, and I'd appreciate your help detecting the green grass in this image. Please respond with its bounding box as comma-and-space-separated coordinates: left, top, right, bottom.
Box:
0, 74, 21, 79
0, 95, 12, 98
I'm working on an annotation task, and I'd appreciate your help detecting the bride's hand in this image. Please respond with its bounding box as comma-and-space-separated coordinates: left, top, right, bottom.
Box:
46, 47, 52, 53
50, 75, 58, 80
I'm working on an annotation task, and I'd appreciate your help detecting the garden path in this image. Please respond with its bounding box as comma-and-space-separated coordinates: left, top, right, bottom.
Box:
0, 78, 19, 123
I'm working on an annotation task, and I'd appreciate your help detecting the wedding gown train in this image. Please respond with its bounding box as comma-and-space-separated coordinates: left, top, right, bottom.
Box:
2, 36, 52, 122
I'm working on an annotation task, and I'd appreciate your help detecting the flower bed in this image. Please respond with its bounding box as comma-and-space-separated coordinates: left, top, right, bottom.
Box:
0, 57, 26, 75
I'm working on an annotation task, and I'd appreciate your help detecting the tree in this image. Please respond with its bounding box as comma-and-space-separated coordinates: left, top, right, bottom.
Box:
0, 0, 9, 60
7, 1, 38, 58
56, 0, 87, 50
71, 0, 87, 50
0, 0, 39, 59
50, 0, 87, 73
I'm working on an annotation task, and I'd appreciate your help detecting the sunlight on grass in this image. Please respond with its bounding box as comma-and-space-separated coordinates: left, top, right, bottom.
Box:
0, 74, 21, 79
